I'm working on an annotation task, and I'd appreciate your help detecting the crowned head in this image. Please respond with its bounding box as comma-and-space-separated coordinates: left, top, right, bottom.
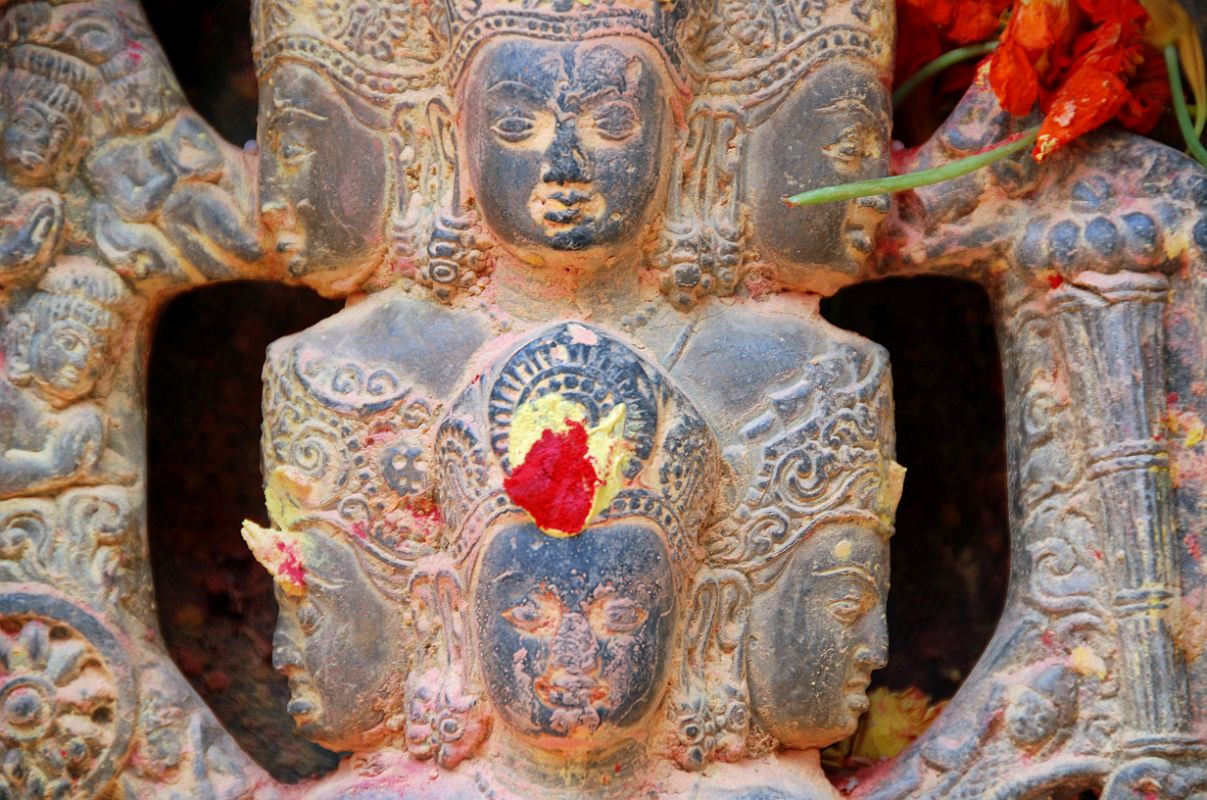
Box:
430, 323, 721, 757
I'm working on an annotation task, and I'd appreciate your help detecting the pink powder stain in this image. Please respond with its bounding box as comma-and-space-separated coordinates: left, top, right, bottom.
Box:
274, 540, 306, 588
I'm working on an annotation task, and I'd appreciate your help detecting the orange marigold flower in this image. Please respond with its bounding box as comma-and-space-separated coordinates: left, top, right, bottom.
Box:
987, 0, 1166, 161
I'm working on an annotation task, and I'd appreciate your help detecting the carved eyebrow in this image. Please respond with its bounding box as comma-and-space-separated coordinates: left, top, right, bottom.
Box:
486, 80, 546, 104
813, 564, 877, 589
817, 96, 876, 117
269, 104, 329, 124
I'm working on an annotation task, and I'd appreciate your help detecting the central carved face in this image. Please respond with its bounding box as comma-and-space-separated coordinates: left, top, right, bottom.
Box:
746, 523, 889, 749
462, 38, 669, 260
473, 520, 675, 748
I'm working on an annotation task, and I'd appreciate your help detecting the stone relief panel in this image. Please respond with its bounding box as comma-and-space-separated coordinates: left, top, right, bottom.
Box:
0, 0, 1201, 798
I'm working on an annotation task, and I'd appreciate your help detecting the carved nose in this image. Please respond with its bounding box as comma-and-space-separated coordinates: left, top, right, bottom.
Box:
550, 612, 598, 674
272, 629, 302, 672
542, 121, 591, 185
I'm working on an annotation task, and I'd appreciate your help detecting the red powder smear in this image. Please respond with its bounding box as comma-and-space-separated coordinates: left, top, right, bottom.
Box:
1188, 534, 1203, 562
275, 540, 307, 588
504, 421, 600, 535
408, 496, 442, 523
1046, 272, 1064, 290
351, 521, 369, 541
1168, 392, 1180, 407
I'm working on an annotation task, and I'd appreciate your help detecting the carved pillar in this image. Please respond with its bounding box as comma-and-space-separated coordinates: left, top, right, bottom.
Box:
1051, 272, 1195, 756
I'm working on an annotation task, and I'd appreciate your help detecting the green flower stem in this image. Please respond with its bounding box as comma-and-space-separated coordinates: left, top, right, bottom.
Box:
1166, 43, 1207, 170
785, 127, 1039, 207
893, 41, 1001, 106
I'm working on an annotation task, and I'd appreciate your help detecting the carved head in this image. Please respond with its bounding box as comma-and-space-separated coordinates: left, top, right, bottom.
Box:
450, 1, 690, 269
5, 258, 129, 407
97, 42, 184, 134
252, 0, 448, 287
461, 38, 672, 262
433, 323, 720, 759
705, 340, 902, 754
1, 46, 94, 186
473, 518, 676, 745
684, 0, 894, 294
244, 515, 412, 753
256, 61, 393, 280
746, 520, 890, 748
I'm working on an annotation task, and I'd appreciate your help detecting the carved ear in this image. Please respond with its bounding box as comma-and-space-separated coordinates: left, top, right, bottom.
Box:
427, 98, 457, 172
408, 558, 467, 671
4, 313, 34, 385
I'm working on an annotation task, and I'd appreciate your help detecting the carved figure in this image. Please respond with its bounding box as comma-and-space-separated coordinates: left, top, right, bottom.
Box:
0, 0, 1202, 797
0, 259, 131, 498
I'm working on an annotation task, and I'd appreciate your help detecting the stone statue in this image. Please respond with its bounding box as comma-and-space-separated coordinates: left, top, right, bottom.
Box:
0, 0, 1203, 798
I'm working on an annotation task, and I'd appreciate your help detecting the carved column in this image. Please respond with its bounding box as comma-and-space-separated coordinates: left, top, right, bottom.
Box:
1051, 272, 1196, 756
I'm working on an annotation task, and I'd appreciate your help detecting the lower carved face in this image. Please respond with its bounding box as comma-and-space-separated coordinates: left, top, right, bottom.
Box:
258, 62, 389, 279
271, 534, 404, 751
473, 521, 675, 748
746, 524, 889, 749
462, 38, 669, 260
748, 60, 891, 292
2, 100, 72, 185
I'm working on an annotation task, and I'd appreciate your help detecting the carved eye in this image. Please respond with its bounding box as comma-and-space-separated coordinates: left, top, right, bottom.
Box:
822, 125, 876, 167
279, 139, 314, 165
52, 328, 86, 355
827, 593, 870, 624
591, 102, 638, 141
502, 589, 563, 637
491, 114, 536, 144
588, 596, 648, 636
14, 108, 45, 134
296, 599, 323, 635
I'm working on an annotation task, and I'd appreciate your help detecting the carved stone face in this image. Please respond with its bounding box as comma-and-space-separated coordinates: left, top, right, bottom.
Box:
258, 62, 389, 279
472, 520, 675, 749
2, 100, 72, 185
746, 523, 889, 749
462, 38, 669, 261
26, 315, 104, 404
271, 533, 405, 751
748, 60, 891, 293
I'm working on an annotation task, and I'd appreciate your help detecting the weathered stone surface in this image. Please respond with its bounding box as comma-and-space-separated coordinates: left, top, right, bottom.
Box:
0, 0, 1203, 798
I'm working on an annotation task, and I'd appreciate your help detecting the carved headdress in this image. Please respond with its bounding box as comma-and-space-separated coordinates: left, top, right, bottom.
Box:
708, 340, 904, 585
687, 0, 893, 119
434, 322, 722, 587
443, 0, 697, 91
252, 0, 451, 108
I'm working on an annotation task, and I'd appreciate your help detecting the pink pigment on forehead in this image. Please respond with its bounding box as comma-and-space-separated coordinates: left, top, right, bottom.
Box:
275, 540, 307, 588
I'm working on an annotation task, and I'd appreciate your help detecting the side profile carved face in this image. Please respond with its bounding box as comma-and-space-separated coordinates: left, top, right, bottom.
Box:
2, 100, 73, 185
462, 38, 669, 260
271, 532, 406, 752
473, 520, 675, 748
746, 523, 889, 749
748, 60, 891, 293
258, 62, 389, 279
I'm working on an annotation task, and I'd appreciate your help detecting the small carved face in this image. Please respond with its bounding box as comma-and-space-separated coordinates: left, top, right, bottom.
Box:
746, 524, 889, 749
748, 60, 891, 292
462, 38, 669, 261
258, 62, 390, 280
17, 311, 107, 405
271, 534, 405, 752
473, 520, 675, 749
2, 100, 72, 185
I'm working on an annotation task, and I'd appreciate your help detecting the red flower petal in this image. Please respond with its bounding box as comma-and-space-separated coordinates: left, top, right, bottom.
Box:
504, 420, 601, 535
990, 37, 1043, 114
947, 0, 1011, 43
1035, 65, 1129, 160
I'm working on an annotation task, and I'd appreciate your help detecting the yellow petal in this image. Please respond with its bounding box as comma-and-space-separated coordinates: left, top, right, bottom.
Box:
1142, 0, 1206, 133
